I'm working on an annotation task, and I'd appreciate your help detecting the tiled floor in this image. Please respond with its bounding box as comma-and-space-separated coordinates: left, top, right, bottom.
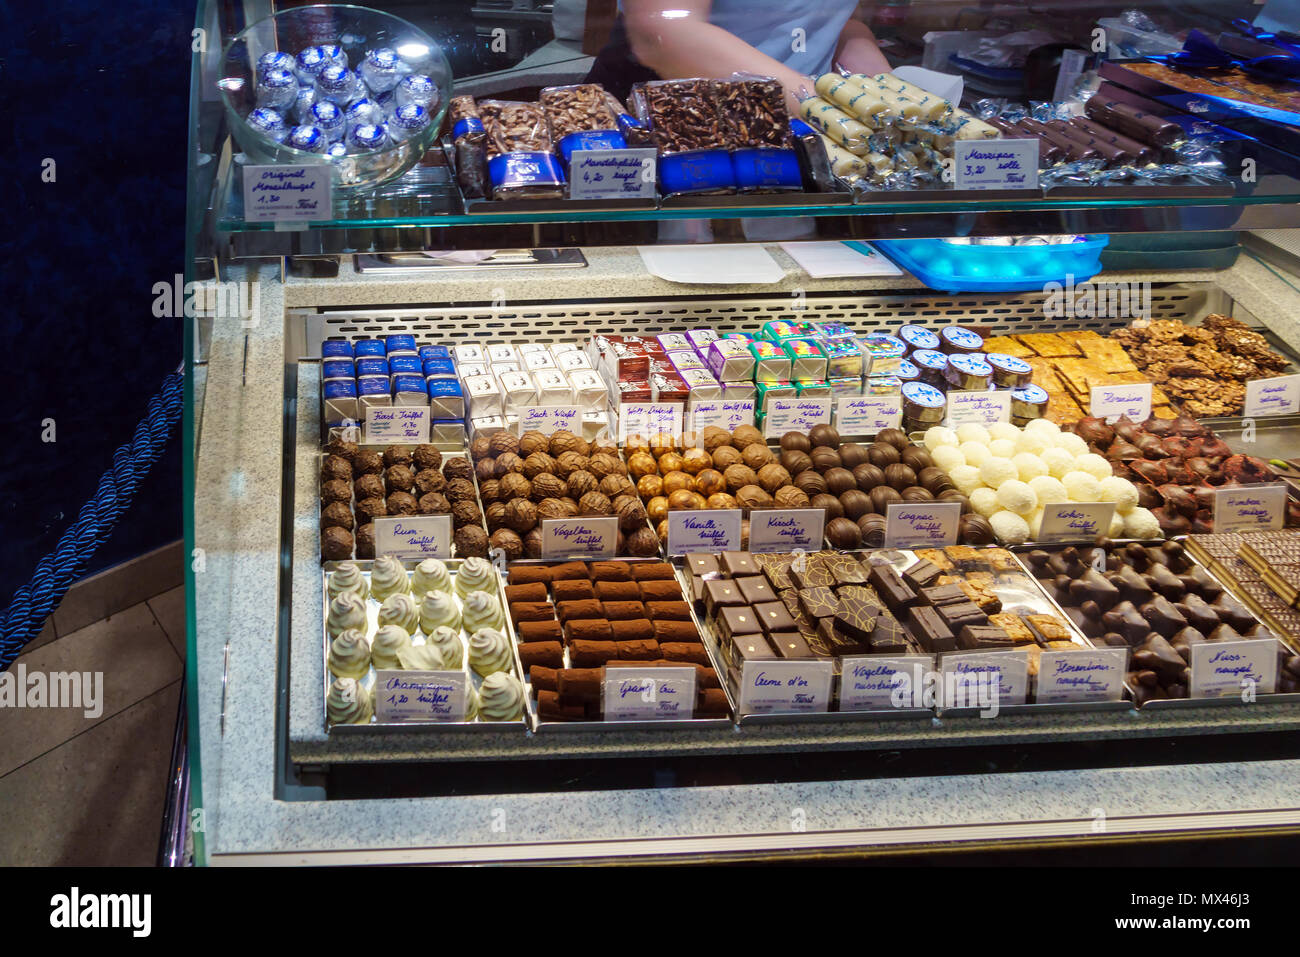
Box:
0, 585, 185, 866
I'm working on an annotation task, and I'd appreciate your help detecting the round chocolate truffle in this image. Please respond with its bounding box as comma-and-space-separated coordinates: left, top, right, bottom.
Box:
504, 498, 537, 533
711, 446, 744, 470
736, 485, 774, 510
900, 446, 933, 472
488, 430, 520, 457
662, 471, 694, 495
385, 464, 416, 493
667, 489, 701, 511
475, 457, 497, 483
523, 451, 558, 480
937, 489, 969, 513
857, 513, 886, 547
700, 427, 733, 453
523, 528, 544, 559
918, 467, 956, 496
489, 528, 524, 562
706, 492, 738, 510
323, 438, 358, 462
387, 491, 418, 516
616, 496, 648, 532
838, 443, 871, 469
794, 469, 827, 496
498, 473, 532, 501
454, 525, 489, 557
445, 478, 479, 503
470, 435, 493, 461
321, 454, 352, 483
353, 450, 384, 476
638, 474, 666, 500
696, 469, 726, 498
531, 473, 568, 502
824, 467, 856, 496
811, 447, 842, 472
809, 424, 840, 449
723, 464, 758, 492
826, 517, 862, 550
485, 502, 508, 529
810, 493, 844, 520
627, 452, 659, 480
476, 477, 501, 503
355, 496, 387, 522
876, 428, 910, 451
839, 489, 873, 521
518, 431, 550, 458
321, 501, 354, 530
599, 474, 636, 499
741, 443, 775, 471
774, 486, 810, 509
322, 526, 354, 561
869, 485, 902, 513
731, 425, 765, 450
901, 486, 935, 504
537, 498, 569, 522
355, 523, 376, 559
383, 446, 413, 468
757, 463, 793, 495
681, 448, 713, 475
884, 463, 917, 491
959, 514, 995, 545
452, 499, 483, 528
321, 479, 351, 505
412, 445, 443, 472
566, 470, 598, 499
780, 431, 812, 453
852, 463, 886, 492
442, 457, 473, 481
553, 451, 590, 479
625, 527, 660, 557
867, 442, 901, 468
780, 449, 813, 475
494, 452, 525, 478
579, 491, 613, 516
548, 430, 589, 458
413, 469, 444, 497
355, 474, 386, 502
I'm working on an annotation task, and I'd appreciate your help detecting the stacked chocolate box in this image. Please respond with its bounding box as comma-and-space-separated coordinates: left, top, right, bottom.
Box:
321, 335, 466, 441
504, 560, 727, 720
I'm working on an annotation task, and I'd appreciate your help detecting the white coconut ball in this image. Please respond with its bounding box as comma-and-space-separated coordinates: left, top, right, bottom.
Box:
1028, 475, 1068, 506
990, 509, 1031, 544
988, 438, 1017, 460
969, 487, 1000, 518
978, 457, 1018, 490
988, 422, 1021, 443
1123, 506, 1162, 540
1024, 418, 1060, 439
1042, 446, 1075, 479
959, 441, 991, 468
1097, 476, 1140, 515
1012, 452, 1048, 483
948, 464, 983, 496
1053, 432, 1089, 457
1107, 510, 1126, 538
1014, 429, 1051, 456
996, 479, 1038, 516
924, 426, 959, 451
1074, 452, 1113, 481
955, 423, 990, 446
1062, 471, 1101, 503
931, 445, 966, 472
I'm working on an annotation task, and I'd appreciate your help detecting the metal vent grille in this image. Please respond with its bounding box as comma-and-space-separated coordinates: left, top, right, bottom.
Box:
295, 287, 1221, 355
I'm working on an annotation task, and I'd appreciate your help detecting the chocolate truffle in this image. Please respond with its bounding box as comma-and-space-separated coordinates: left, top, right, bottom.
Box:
443, 457, 473, 481
385, 464, 416, 493
757, 463, 793, 494
876, 428, 910, 451
488, 430, 520, 456
616, 496, 648, 532
387, 491, 418, 515
839, 489, 872, 521
711, 446, 744, 470
504, 498, 538, 532
780, 449, 813, 475
794, 470, 827, 495
419, 492, 451, 515
518, 431, 550, 457
537, 498, 568, 521
452, 499, 483, 528
494, 452, 525, 478
355, 496, 387, 521
736, 485, 774, 509
902, 486, 935, 503
321, 479, 351, 505
811, 493, 844, 520
488, 528, 524, 561
724, 464, 758, 492
485, 501, 508, 529
811, 447, 842, 471
475, 457, 497, 482
959, 514, 995, 545
553, 451, 590, 479
867, 442, 901, 468
857, 513, 886, 547
780, 431, 812, 453
823, 467, 856, 496
454, 524, 489, 557
322, 526, 353, 561
741, 443, 775, 470
323, 438, 358, 462
530, 473, 567, 502
706, 493, 738, 510
900, 446, 933, 472
919, 467, 956, 496
732, 425, 765, 450
412, 444, 442, 471
839, 443, 870, 469
413, 469, 444, 497
355, 523, 376, 559
524, 528, 544, 558
852, 463, 886, 491
774, 486, 810, 509
470, 435, 493, 461
321, 501, 354, 530
626, 526, 660, 557
600, 474, 636, 499
870, 485, 902, 513
588, 453, 625, 479
356, 473, 387, 501
321, 454, 352, 482
353, 449, 383, 475
884, 463, 917, 491
827, 517, 863, 549
696, 469, 726, 497
809, 424, 840, 449
445, 478, 478, 503
937, 489, 969, 512
579, 491, 613, 516
383, 445, 413, 468
548, 430, 589, 457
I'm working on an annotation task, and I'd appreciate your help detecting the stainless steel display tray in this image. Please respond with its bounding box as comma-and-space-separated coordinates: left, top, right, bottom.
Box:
321, 558, 528, 733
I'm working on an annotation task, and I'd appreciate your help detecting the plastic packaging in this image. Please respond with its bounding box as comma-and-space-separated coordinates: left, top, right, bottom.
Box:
539, 83, 629, 164
631, 78, 735, 195
479, 100, 566, 198
447, 95, 488, 199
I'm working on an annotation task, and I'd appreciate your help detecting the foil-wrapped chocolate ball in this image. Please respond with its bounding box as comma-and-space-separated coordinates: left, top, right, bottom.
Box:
780, 449, 813, 475
774, 486, 810, 509
321, 501, 354, 530
794, 470, 827, 496
383, 445, 413, 468
724, 464, 758, 492
839, 489, 872, 521
826, 517, 863, 549
452, 499, 483, 528
321, 479, 351, 505
454, 525, 488, 557
355, 523, 375, 559
498, 472, 532, 501
518, 431, 550, 458
322, 526, 354, 561
387, 491, 418, 515
353, 450, 384, 476
884, 463, 917, 491
321, 454, 352, 482
504, 498, 537, 532
579, 491, 613, 516
446, 477, 479, 503
442, 457, 473, 481
356, 473, 387, 501
824, 467, 856, 496
780, 431, 811, 453
413, 469, 444, 497
809, 424, 840, 449
385, 464, 416, 493
488, 430, 520, 457
736, 485, 774, 509
489, 528, 523, 562
811, 493, 843, 520
857, 513, 886, 547
870, 485, 902, 513
757, 463, 793, 494
852, 463, 886, 492
418, 492, 450, 515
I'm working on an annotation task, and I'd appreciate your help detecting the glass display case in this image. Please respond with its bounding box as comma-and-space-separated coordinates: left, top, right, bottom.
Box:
185, 0, 1300, 864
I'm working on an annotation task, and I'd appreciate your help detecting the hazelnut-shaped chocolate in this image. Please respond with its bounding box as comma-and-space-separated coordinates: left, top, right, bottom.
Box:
852, 463, 886, 492
826, 517, 862, 550
780, 449, 813, 475
615, 496, 647, 532
321, 454, 352, 483
489, 528, 524, 562
681, 448, 712, 475
649, 431, 679, 457
537, 498, 569, 522
554, 451, 591, 479
414, 469, 445, 497
548, 430, 589, 458
741, 443, 775, 471
638, 474, 665, 499
706, 492, 738, 510
387, 491, 418, 516
876, 428, 910, 451
588, 453, 625, 479
711, 445, 744, 470
531, 472, 568, 502
774, 486, 810, 509
662, 470, 695, 495
355, 523, 376, 559
474, 457, 497, 483
504, 497, 538, 533
356, 473, 387, 501
867, 442, 901, 468
732, 425, 764, 450
454, 525, 488, 557
522, 451, 557, 479
809, 424, 840, 449
780, 431, 811, 453
824, 467, 856, 496
469, 435, 493, 461
322, 501, 354, 530
884, 463, 917, 491
412, 445, 442, 472
870, 485, 902, 514
488, 430, 520, 457
321, 479, 351, 505
627, 452, 659, 480
383, 445, 413, 468
625, 526, 660, 557
322, 527, 354, 561
419, 492, 451, 515
485, 501, 508, 530
839, 443, 870, 469
647, 495, 670, 524
900, 446, 933, 473
658, 451, 685, 474
579, 491, 613, 516
811, 447, 842, 472
757, 463, 793, 495
811, 493, 843, 521
518, 431, 550, 458
794, 469, 827, 496
600, 473, 635, 499
839, 489, 872, 521
497, 472, 531, 502
723, 463, 757, 492
700, 427, 733, 453
445, 478, 478, 503
566, 469, 598, 499
857, 513, 886, 547
443, 457, 474, 481
736, 485, 774, 509
696, 469, 726, 498
452, 499, 483, 528
356, 496, 387, 522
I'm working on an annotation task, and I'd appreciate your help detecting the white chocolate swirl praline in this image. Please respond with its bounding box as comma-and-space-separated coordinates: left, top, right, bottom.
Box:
378, 593, 419, 635
397, 643, 445, 671
462, 590, 504, 634
327, 562, 368, 602
370, 554, 410, 602
464, 681, 479, 720
327, 593, 368, 638
419, 590, 461, 635
327, 678, 373, 725
478, 672, 525, 721
411, 558, 452, 598
328, 629, 372, 679
468, 628, 513, 677
454, 557, 495, 599
426, 626, 464, 669
370, 625, 412, 670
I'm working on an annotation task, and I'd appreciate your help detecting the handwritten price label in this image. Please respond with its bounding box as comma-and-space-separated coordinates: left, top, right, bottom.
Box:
1212, 484, 1288, 533
619, 402, 683, 444
839, 656, 932, 711
687, 399, 755, 434
748, 509, 826, 553
541, 517, 620, 560
836, 395, 902, 436
945, 390, 1011, 427
1244, 374, 1300, 417
602, 667, 696, 720
365, 406, 429, 444
884, 502, 961, 548
374, 670, 467, 722
243, 164, 333, 222
1036, 647, 1128, 703
1090, 383, 1152, 424
737, 659, 833, 714
764, 398, 832, 438
1037, 502, 1116, 543
373, 516, 452, 561
954, 139, 1038, 190
569, 148, 657, 200
1190, 638, 1278, 698
938, 650, 1029, 708
516, 406, 581, 435
666, 509, 742, 556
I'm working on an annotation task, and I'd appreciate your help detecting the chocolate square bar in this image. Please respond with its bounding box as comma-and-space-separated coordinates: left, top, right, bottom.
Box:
937, 600, 987, 633
704, 579, 746, 618
907, 605, 956, 652
718, 605, 762, 643
920, 584, 966, 607
789, 556, 835, 589
721, 551, 758, 578
685, 553, 720, 578
798, 586, 839, 620
730, 633, 775, 663
817, 618, 870, 657
760, 553, 794, 591
902, 559, 943, 591
754, 600, 797, 635
769, 631, 815, 659
821, 552, 869, 587
868, 565, 918, 615
957, 625, 1015, 649
869, 615, 911, 653
737, 576, 776, 605
834, 589, 881, 645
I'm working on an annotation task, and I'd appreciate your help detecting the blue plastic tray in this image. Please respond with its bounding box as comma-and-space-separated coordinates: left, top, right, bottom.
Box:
874, 235, 1109, 292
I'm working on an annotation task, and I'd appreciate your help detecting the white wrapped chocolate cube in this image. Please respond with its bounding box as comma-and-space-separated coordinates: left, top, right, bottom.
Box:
570, 369, 608, 411
523, 350, 557, 372
464, 373, 503, 417
534, 369, 574, 405
500, 370, 536, 412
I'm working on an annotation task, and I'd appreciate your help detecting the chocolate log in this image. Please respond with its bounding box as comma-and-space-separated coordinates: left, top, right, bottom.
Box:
510, 601, 557, 624
631, 562, 677, 581
645, 600, 691, 621
518, 641, 564, 669
529, 665, 559, 692
594, 580, 641, 601
568, 641, 619, 668
566, 619, 614, 643
601, 600, 647, 621
653, 620, 701, 643
504, 582, 548, 603
517, 619, 564, 643
508, 565, 553, 585
615, 639, 661, 660
553, 578, 597, 602
640, 579, 686, 602
661, 642, 711, 666
557, 599, 605, 622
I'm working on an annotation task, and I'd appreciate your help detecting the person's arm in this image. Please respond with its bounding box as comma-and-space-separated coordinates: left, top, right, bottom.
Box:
623, 0, 813, 112
834, 16, 891, 76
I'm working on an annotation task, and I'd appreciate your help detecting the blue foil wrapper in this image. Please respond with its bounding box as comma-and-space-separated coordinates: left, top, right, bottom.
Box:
556, 129, 628, 164
321, 358, 355, 380
488, 151, 566, 192
418, 344, 451, 360
354, 338, 385, 357
385, 334, 417, 354
422, 357, 456, 377
321, 340, 354, 358
658, 149, 735, 196
388, 355, 423, 375
355, 356, 389, 378
732, 147, 801, 192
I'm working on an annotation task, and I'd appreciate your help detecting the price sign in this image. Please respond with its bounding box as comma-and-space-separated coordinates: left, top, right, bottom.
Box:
836, 395, 901, 435
884, 502, 961, 548
1037, 502, 1116, 543
737, 659, 833, 714
1190, 638, 1279, 698
541, 517, 620, 560
365, 406, 429, 444
568, 148, 657, 200
1212, 484, 1288, 533
938, 650, 1029, 710
1090, 383, 1152, 424
666, 509, 742, 556
516, 406, 581, 435
839, 656, 932, 711
374, 671, 468, 722
602, 667, 696, 720
619, 402, 683, 443
763, 398, 832, 438
243, 164, 333, 222
945, 390, 1011, 427
687, 399, 755, 434
954, 140, 1039, 190
1244, 374, 1300, 417
373, 515, 453, 561
1036, 647, 1128, 703
749, 509, 826, 553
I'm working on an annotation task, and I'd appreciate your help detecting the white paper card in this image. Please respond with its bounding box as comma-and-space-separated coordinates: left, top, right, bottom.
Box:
778, 241, 903, 279
373, 515, 453, 561
839, 656, 933, 711
637, 244, 786, 285
602, 667, 696, 720
243, 164, 333, 221
945, 390, 1011, 427
687, 399, 755, 434
1038, 502, 1116, 543
954, 139, 1039, 190
738, 659, 834, 714
764, 397, 833, 437
516, 405, 581, 435
374, 670, 467, 722
1036, 647, 1129, 703
1190, 638, 1279, 698
748, 509, 827, 553
666, 509, 742, 556
836, 395, 902, 435
619, 402, 684, 443
568, 148, 657, 200
541, 517, 620, 560
939, 650, 1029, 708
365, 406, 429, 444
884, 502, 962, 548
1212, 484, 1288, 533
1090, 383, 1152, 424
1244, 374, 1300, 417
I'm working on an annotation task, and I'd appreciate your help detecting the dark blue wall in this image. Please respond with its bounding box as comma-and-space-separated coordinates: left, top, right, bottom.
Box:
1, 0, 189, 604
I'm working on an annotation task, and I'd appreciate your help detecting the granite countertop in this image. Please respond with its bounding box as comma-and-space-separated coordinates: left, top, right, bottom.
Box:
196, 252, 1300, 863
